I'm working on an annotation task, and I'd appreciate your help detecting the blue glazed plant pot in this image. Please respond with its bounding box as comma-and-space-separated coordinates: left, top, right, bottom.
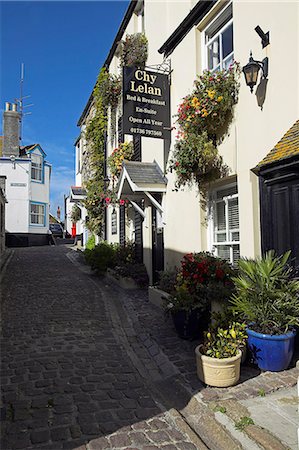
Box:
247, 328, 296, 372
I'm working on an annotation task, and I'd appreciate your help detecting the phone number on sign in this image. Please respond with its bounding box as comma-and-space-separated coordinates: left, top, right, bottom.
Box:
130, 127, 162, 137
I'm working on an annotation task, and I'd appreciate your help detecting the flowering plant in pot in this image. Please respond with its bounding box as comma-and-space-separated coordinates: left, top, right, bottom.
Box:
195, 324, 244, 387
230, 250, 299, 371
164, 252, 236, 339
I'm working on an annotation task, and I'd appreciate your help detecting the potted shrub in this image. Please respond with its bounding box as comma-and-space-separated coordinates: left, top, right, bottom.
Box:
195, 323, 245, 387
211, 309, 248, 364
230, 251, 299, 372
164, 252, 236, 339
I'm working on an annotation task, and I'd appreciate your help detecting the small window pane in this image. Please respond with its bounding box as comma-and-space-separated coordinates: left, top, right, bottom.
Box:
217, 245, 230, 261
223, 54, 234, 70
216, 233, 226, 243
208, 37, 220, 70
222, 23, 233, 59
231, 231, 240, 242
233, 246, 240, 265
228, 198, 239, 230
216, 202, 226, 231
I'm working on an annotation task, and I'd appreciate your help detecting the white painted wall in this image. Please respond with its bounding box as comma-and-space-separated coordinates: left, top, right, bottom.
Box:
0, 158, 30, 233
82, 0, 299, 276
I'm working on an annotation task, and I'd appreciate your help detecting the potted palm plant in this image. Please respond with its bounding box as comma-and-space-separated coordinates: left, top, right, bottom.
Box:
230, 251, 299, 372
195, 323, 246, 387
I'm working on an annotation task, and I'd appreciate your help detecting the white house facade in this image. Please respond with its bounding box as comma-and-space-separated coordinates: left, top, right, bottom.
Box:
0, 103, 51, 246
76, 0, 299, 283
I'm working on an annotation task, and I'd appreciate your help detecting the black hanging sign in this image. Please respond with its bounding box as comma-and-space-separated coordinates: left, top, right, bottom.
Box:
122, 66, 170, 139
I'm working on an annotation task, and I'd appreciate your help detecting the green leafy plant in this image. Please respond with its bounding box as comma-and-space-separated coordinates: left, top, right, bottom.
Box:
213, 405, 227, 414
114, 241, 136, 265
201, 322, 246, 359
120, 33, 148, 68
84, 242, 116, 273
85, 235, 96, 251
258, 389, 266, 397
169, 64, 241, 206
71, 204, 81, 223
108, 141, 134, 179
230, 250, 299, 334
235, 416, 254, 431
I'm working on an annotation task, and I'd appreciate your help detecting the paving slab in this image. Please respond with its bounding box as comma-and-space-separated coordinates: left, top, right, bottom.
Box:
240, 385, 298, 450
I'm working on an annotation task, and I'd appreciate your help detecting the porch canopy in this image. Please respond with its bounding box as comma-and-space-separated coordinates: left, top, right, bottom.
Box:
117, 161, 167, 215
253, 119, 299, 174
70, 186, 86, 202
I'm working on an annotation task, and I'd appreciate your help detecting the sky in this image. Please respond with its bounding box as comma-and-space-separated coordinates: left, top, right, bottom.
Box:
0, 0, 129, 216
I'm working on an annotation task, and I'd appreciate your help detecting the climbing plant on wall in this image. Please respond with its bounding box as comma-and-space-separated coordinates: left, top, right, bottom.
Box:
83, 68, 110, 235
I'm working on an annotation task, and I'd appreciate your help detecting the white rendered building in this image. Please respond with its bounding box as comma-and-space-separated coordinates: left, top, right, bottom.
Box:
0, 103, 51, 246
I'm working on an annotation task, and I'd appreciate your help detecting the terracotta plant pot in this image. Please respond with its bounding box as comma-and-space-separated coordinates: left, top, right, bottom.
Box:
195, 345, 241, 387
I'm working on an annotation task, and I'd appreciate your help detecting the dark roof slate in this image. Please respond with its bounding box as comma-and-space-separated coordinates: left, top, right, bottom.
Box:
124, 161, 167, 185
71, 186, 86, 196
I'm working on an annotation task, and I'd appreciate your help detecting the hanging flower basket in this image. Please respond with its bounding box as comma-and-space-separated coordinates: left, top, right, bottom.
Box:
169, 64, 241, 205
120, 33, 148, 68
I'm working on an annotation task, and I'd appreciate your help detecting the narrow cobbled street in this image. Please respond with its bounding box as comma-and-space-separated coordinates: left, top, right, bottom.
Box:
0, 246, 202, 450
1, 246, 298, 450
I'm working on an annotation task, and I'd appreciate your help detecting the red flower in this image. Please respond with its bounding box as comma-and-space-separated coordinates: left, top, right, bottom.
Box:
119, 199, 125, 206
216, 268, 225, 280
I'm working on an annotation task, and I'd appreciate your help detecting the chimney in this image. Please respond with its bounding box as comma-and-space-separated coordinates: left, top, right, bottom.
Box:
2, 102, 20, 157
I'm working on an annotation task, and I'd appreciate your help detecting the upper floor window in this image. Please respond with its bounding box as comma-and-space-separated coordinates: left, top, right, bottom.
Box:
204, 4, 233, 71
210, 182, 240, 265
31, 153, 43, 182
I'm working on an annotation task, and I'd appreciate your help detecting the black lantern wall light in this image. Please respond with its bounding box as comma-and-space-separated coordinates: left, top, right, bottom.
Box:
242, 26, 269, 93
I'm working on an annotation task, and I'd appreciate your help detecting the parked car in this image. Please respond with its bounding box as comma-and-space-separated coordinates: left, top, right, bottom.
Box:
49, 223, 64, 238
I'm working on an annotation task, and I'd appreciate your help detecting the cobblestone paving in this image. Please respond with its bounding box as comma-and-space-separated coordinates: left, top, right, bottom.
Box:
1, 246, 298, 450
0, 247, 198, 450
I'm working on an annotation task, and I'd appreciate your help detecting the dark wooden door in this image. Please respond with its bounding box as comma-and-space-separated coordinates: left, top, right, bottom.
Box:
260, 166, 299, 267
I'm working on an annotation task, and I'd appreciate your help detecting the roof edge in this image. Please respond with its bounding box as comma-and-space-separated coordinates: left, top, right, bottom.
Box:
77, 0, 137, 127
158, 0, 216, 57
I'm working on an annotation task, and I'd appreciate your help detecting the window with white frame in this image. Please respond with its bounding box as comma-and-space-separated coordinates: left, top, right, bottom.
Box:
210, 183, 240, 265
31, 153, 43, 181
30, 202, 45, 226
204, 3, 233, 71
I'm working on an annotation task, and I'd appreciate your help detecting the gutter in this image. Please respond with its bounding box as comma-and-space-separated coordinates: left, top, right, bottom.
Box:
158, 0, 217, 57
77, 0, 137, 127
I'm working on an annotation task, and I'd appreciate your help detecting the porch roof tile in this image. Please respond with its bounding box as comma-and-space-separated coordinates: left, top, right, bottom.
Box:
255, 120, 299, 170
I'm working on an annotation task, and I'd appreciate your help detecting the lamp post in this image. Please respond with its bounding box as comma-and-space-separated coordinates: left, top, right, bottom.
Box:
243, 52, 268, 93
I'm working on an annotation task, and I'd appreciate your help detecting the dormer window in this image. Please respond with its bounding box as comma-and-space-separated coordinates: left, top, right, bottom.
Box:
31, 153, 43, 181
